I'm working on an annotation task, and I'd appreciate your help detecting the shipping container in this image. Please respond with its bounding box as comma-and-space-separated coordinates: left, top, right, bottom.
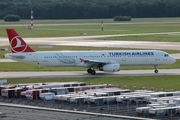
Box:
21, 91, 26, 98
149, 106, 180, 116
49, 88, 67, 95
15, 88, 24, 98
3, 85, 16, 89
1, 89, 15, 98
34, 82, 86, 89
40, 92, 55, 100
67, 84, 114, 92
25, 90, 40, 100
0, 86, 5, 96
70, 96, 87, 104
88, 97, 106, 106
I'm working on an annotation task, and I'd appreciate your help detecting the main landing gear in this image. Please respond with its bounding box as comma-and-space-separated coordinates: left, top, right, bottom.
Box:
154, 65, 158, 73
87, 68, 96, 75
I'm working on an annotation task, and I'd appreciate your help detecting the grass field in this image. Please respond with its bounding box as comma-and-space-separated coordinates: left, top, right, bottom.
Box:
1, 18, 180, 91
0, 18, 180, 39
0, 24, 179, 38
1, 17, 180, 24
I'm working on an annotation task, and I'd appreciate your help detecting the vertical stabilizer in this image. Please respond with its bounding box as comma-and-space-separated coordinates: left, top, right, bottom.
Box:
6, 29, 35, 53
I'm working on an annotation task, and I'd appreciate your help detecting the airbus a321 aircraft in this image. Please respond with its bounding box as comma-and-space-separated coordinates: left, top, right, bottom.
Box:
4, 29, 176, 75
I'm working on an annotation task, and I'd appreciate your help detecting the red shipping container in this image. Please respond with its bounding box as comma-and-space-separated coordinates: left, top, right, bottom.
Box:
15, 88, 24, 98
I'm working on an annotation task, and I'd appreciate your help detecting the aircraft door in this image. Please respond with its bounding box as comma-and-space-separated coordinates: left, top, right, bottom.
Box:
155, 52, 160, 61
122, 55, 126, 61
33, 53, 39, 65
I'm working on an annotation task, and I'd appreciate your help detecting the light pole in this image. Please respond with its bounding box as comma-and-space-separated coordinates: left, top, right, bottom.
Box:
79, 92, 81, 107
87, 93, 90, 109
107, 94, 109, 111
161, 88, 164, 92
151, 87, 154, 91
142, 86, 145, 90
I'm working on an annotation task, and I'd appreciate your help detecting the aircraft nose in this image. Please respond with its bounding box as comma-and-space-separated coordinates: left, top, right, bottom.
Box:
171, 57, 176, 63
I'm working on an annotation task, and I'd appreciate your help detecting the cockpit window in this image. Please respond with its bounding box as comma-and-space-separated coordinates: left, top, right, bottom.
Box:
164, 54, 169, 57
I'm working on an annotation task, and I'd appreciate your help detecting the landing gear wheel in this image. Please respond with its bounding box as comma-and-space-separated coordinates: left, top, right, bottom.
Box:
154, 69, 158, 73
91, 70, 96, 75
154, 65, 158, 74
87, 68, 92, 74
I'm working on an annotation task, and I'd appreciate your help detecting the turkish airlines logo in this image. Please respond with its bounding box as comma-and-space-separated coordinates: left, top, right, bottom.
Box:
10, 36, 27, 53
80, 58, 84, 62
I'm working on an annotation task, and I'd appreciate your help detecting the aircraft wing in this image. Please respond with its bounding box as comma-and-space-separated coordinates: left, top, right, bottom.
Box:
84, 59, 108, 64
80, 59, 117, 68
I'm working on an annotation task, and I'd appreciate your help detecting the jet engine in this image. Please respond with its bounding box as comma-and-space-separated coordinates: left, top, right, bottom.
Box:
99, 63, 120, 72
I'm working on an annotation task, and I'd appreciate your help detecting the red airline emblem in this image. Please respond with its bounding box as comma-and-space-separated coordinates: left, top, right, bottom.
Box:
10, 36, 27, 53
79, 58, 84, 62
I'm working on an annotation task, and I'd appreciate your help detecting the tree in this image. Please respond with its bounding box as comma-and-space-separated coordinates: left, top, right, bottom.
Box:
4, 14, 20, 21
113, 16, 131, 21
1, 0, 180, 19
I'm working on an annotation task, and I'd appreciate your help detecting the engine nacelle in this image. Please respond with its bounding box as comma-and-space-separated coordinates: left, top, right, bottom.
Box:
99, 63, 120, 72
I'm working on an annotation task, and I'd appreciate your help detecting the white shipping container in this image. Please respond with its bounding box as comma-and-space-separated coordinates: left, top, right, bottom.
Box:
149, 106, 180, 116
40, 92, 55, 100
105, 96, 116, 103
70, 96, 87, 104
53, 95, 63, 101
149, 108, 166, 116
136, 107, 150, 114
89, 97, 106, 105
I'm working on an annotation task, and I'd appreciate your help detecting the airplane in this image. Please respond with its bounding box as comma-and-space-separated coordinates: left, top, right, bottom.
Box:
4, 29, 176, 75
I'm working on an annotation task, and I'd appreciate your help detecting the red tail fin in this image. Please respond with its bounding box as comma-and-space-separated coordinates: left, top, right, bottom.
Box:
6, 29, 35, 53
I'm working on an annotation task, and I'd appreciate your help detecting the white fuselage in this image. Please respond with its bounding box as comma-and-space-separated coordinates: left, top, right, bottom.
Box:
5, 50, 175, 68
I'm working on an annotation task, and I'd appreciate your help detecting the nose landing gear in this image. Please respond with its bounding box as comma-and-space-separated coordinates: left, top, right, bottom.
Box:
154, 65, 158, 73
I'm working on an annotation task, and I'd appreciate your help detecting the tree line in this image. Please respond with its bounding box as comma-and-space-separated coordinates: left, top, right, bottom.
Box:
0, 0, 180, 19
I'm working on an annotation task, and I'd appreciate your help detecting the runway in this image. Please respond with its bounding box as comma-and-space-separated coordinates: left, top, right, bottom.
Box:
1, 32, 180, 50
0, 69, 179, 78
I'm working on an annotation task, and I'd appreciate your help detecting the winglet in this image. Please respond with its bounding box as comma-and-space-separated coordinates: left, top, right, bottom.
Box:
6, 29, 35, 53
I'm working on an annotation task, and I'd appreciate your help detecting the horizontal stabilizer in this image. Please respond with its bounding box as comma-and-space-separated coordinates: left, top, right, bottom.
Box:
4, 54, 25, 59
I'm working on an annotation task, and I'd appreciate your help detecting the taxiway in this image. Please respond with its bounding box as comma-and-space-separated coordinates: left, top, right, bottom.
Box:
1, 32, 180, 50
0, 69, 179, 78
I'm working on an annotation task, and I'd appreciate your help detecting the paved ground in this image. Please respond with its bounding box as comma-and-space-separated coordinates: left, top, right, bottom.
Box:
0, 106, 121, 120
1, 32, 180, 50
0, 69, 179, 78
0, 103, 147, 120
